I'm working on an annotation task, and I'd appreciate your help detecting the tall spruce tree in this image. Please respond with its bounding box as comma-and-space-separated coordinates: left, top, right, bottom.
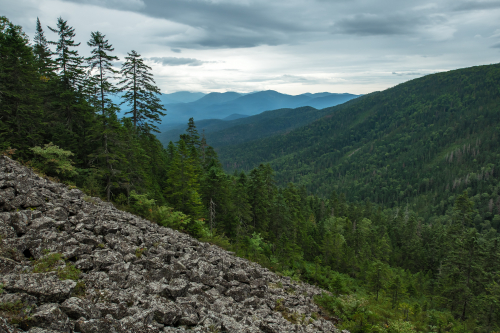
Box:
164, 139, 203, 219
0, 16, 43, 154
33, 18, 53, 78
86, 31, 121, 202
119, 50, 165, 132
48, 17, 84, 90
48, 17, 84, 131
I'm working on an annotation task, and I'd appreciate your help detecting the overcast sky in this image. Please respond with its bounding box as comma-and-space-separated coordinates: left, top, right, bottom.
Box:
2, 0, 500, 95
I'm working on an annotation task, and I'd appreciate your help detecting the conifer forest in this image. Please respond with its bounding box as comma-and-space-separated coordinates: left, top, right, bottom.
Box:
3, 15, 500, 332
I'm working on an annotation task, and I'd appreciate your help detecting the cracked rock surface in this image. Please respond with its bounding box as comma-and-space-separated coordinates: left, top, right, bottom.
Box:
0, 156, 343, 333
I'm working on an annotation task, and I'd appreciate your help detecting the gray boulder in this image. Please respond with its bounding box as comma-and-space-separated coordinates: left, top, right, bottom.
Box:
29, 303, 72, 332
60, 297, 101, 320
0, 273, 76, 303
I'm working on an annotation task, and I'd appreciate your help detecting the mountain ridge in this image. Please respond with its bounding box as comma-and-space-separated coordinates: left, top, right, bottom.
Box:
159, 91, 360, 124
215, 63, 500, 216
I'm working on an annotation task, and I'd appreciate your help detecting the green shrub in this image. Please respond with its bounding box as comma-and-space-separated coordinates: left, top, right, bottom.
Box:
384, 319, 416, 333
155, 206, 190, 230
30, 143, 77, 178
129, 191, 155, 219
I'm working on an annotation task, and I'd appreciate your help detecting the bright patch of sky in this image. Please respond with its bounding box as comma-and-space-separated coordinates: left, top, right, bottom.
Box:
2, 0, 500, 95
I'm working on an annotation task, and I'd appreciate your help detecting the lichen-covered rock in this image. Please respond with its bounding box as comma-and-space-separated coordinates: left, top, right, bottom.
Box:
0, 257, 18, 274
165, 278, 189, 298
75, 315, 125, 333
60, 297, 101, 320
0, 317, 20, 333
0, 273, 76, 303
0, 293, 37, 308
0, 156, 343, 333
27, 328, 61, 333
152, 301, 181, 325
28, 303, 72, 332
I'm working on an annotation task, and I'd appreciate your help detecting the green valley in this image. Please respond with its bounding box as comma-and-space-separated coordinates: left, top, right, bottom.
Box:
217, 64, 500, 221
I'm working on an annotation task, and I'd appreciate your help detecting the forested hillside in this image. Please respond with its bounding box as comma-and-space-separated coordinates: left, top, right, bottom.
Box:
2, 15, 500, 332
218, 64, 500, 220
159, 106, 337, 148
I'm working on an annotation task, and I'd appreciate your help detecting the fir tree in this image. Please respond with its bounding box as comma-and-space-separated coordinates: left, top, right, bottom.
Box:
48, 17, 84, 90
0, 16, 43, 154
186, 117, 201, 150
86, 31, 121, 201
86, 31, 119, 115
119, 50, 165, 132
48, 17, 85, 131
164, 139, 203, 219
33, 17, 53, 78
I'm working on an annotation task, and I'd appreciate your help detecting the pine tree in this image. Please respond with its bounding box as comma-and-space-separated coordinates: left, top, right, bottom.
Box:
86, 31, 121, 201
440, 228, 486, 321
86, 31, 119, 116
48, 17, 84, 90
33, 17, 53, 78
0, 16, 43, 154
231, 172, 252, 244
48, 17, 85, 131
186, 117, 201, 150
119, 50, 165, 132
369, 260, 389, 301
389, 274, 404, 309
164, 139, 203, 218
249, 164, 275, 235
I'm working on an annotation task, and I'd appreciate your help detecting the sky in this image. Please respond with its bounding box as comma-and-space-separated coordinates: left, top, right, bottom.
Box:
2, 0, 500, 95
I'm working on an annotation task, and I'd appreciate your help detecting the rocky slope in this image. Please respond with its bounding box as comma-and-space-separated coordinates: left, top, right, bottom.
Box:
0, 156, 342, 333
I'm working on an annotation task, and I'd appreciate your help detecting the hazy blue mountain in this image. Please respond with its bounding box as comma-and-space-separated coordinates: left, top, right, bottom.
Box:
157, 104, 343, 148
299, 92, 334, 98
111, 91, 206, 117
191, 92, 242, 107
161, 91, 206, 104
160, 90, 360, 124
223, 114, 249, 120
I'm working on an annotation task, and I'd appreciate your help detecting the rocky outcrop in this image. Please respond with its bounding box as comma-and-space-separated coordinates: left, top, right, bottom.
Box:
0, 156, 342, 333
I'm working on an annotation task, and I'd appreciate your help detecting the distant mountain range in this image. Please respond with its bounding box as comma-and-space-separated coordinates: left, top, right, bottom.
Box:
159, 91, 206, 104
159, 90, 360, 126
157, 105, 341, 147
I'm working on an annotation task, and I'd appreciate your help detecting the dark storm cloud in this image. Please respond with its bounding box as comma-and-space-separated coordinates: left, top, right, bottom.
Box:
149, 57, 207, 66
492, 42, 500, 48
171, 48, 181, 53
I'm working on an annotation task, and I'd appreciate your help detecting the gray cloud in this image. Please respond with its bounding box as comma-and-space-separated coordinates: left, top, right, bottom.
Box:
61, 0, 317, 48
3, 0, 500, 95
57, 0, 484, 48
69, 0, 145, 10
453, 0, 500, 11
149, 57, 207, 66
332, 13, 446, 36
